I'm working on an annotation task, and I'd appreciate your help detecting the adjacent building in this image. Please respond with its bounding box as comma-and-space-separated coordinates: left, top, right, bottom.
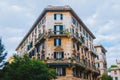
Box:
16, 6, 100, 80
95, 45, 107, 78
110, 61, 120, 80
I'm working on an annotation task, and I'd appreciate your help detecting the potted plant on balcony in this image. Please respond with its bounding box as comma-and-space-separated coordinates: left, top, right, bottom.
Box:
64, 29, 70, 36
68, 57, 72, 63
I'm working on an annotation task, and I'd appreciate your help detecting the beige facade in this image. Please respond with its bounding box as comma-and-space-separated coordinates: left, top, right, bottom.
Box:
95, 45, 107, 78
16, 6, 100, 80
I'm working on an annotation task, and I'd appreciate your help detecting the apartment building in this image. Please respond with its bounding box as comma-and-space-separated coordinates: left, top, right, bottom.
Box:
110, 61, 120, 80
95, 45, 107, 78
16, 6, 100, 80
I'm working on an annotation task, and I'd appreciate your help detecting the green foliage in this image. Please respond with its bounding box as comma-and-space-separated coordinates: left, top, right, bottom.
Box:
0, 38, 7, 67
101, 74, 112, 80
111, 65, 118, 68
0, 55, 56, 80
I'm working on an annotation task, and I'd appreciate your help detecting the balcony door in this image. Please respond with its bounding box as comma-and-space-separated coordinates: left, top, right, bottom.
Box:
54, 52, 64, 59
54, 25, 63, 34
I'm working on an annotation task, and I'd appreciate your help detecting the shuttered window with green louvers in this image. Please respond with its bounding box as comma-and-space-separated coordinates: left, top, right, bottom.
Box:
54, 38, 61, 46
54, 14, 63, 20
54, 52, 64, 59
56, 67, 66, 76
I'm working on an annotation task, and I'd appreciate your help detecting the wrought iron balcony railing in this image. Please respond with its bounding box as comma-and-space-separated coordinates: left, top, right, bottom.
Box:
48, 30, 70, 37
35, 33, 44, 45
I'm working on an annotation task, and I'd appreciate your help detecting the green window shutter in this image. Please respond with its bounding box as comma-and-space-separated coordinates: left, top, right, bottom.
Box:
63, 68, 66, 76
59, 39, 61, 46
60, 25, 63, 34
54, 14, 56, 20
54, 38, 56, 46
61, 14, 63, 20
54, 52, 56, 58
62, 52, 64, 58
54, 25, 56, 34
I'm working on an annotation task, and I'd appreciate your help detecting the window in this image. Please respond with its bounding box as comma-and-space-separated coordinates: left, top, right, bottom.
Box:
54, 14, 63, 20
83, 30, 86, 36
96, 56, 99, 60
54, 25, 63, 34
54, 52, 64, 59
38, 23, 41, 28
41, 54, 45, 60
54, 38, 61, 46
86, 32, 88, 38
80, 26, 82, 32
89, 36, 92, 41
41, 17, 45, 24
27, 41, 33, 51
76, 32, 79, 37
72, 17, 76, 25
114, 70, 117, 75
76, 56, 80, 62
96, 63, 100, 68
115, 77, 118, 80
36, 44, 40, 53
72, 41, 75, 48
56, 67, 66, 76
71, 28, 74, 34
76, 22, 79, 27
77, 44, 79, 51
102, 49, 106, 55
42, 40, 45, 49
29, 50, 35, 58
73, 68, 79, 77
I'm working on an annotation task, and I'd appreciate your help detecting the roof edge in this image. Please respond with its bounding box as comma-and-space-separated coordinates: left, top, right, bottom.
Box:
16, 5, 96, 51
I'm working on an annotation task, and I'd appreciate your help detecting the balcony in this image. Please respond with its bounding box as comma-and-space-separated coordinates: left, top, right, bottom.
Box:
46, 58, 86, 69
70, 33, 85, 46
46, 59, 70, 67
35, 33, 44, 45
48, 30, 69, 37
45, 57, 100, 74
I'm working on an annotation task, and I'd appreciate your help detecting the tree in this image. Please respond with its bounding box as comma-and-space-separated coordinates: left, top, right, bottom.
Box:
0, 55, 56, 80
0, 38, 7, 67
101, 74, 112, 80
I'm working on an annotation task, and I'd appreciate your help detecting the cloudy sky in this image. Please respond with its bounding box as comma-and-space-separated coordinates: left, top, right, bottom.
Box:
0, 0, 120, 67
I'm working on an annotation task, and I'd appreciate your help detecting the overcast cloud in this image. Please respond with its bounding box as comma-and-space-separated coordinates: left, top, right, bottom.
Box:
0, 0, 120, 67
